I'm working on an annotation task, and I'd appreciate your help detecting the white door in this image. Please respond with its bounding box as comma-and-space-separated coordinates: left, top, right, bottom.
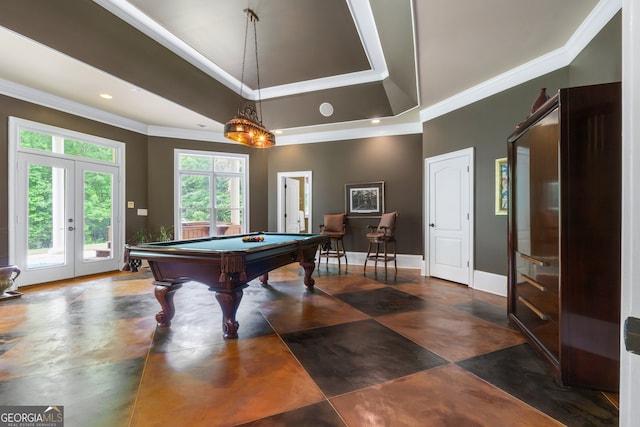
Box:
285, 177, 301, 233
75, 161, 120, 277
15, 153, 120, 285
425, 148, 474, 285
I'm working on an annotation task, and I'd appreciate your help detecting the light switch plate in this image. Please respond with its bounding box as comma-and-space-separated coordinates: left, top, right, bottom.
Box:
127, 201, 134, 208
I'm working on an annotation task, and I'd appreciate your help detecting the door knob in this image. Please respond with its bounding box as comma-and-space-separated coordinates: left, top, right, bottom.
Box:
68, 226, 75, 231
429, 223, 435, 227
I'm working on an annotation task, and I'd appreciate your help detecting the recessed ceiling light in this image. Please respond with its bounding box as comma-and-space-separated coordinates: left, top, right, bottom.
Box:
371, 118, 380, 124
99, 93, 113, 99
319, 102, 334, 117
275, 130, 283, 135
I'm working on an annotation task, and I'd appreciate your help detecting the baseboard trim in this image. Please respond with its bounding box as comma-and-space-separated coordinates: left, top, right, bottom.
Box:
317, 251, 423, 270
472, 270, 507, 297
315, 251, 507, 296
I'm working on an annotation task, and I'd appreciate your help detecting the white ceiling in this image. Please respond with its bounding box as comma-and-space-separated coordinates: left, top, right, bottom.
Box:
0, 0, 620, 145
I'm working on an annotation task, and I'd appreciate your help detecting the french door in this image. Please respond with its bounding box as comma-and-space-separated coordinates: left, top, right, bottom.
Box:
14, 152, 120, 286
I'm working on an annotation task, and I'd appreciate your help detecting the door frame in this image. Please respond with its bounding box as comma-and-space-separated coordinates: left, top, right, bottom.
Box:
424, 147, 474, 286
8, 117, 126, 285
277, 171, 312, 233
621, 0, 640, 422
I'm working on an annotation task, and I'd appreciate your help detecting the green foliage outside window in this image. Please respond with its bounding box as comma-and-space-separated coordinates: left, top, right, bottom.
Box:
179, 154, 245, 227
28, 164, 54, 249
83, 171, 112, 244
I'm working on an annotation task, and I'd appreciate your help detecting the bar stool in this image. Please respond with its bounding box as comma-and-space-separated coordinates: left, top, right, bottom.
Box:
364, 211, 398, 273
319, 213, 347, 267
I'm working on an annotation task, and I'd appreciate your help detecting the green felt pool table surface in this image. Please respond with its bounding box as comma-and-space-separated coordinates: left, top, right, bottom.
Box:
140, 232, 320, 252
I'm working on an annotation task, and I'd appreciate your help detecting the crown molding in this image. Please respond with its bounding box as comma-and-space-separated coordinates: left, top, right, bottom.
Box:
0, 77, 148, 133
275, 121, 422, 145
147, 125, 227, 143
0, 75, 422, 144
148, 121, 422, 145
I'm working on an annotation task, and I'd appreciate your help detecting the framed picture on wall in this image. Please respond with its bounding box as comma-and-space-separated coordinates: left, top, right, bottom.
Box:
345, 182, 384, 217
495, 158, 508, 215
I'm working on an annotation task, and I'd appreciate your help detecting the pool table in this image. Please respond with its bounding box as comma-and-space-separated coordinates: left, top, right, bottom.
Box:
125, 232, 329, 339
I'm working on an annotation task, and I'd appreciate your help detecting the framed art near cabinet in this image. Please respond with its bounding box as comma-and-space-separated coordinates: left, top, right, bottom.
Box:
495, 158, 508, 215
345, 182, 384, 217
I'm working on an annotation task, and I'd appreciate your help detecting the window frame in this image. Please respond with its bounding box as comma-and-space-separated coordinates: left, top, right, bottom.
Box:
174, 149, 249, 239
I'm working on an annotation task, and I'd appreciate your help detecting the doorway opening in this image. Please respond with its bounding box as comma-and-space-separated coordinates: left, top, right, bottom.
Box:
277, 171, 312, 233
8, 117, 124, 286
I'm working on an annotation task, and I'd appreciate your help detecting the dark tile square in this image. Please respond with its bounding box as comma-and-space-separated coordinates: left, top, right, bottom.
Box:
245, 279, 322, 303
151, 302, 274, 351
66, 292, 157, 324
14, 285, 87, 305
457, 343, 619, 426
111, 271, 154, 281
0, 358, 143, 427
452, 299, 510, 327
365, 272, 415, 285
0, 333, 23, 356
236, 401, 346, 426
281, 319, 447, 396
149, 283, 277, 350
335, 287, 429, 316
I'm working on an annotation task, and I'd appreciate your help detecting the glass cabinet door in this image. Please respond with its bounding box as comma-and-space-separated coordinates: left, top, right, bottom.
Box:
512, 109, 560, 359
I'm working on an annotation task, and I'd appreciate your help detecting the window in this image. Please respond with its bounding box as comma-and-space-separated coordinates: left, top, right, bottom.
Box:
175, 150, 248, 239
20, 129, 117, 162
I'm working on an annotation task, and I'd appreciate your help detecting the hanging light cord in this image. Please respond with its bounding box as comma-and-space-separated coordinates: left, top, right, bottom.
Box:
251, 11, 264, 126
239, 8, 263, 125
238, 9, 249, 100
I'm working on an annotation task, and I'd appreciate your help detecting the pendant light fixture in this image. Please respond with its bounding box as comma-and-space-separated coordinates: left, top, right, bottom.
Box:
224, 8, 275, 148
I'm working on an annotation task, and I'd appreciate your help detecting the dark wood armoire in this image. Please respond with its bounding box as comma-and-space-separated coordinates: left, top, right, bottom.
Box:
507, 82, 621, 391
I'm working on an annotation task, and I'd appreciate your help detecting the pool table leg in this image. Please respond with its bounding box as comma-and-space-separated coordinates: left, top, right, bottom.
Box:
259, 273, 268, 286
215, 289, 244, 339
300, 260, 316, 291
154, 282, 183, 327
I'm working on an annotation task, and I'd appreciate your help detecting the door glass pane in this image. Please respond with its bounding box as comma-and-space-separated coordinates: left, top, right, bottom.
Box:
215, 176, 242, 235
27, 163, 66, 268
180, 174, 211, 238
83, 171, 113, 260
